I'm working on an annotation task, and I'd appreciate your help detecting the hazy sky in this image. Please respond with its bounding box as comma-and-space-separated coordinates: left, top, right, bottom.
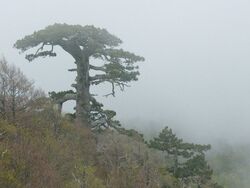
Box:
1, 0, 250, 143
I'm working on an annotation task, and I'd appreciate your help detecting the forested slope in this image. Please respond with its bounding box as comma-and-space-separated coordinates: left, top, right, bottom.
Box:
0, 106, 222, 188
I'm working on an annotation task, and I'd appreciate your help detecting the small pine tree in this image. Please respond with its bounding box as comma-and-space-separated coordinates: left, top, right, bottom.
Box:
149, 126, 211, 182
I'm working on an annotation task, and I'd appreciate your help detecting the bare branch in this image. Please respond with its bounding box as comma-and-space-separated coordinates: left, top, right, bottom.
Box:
104, 82, 115, 97
34, 43, 45, 55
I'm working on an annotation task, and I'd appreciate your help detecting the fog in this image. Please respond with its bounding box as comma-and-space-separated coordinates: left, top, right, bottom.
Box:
1, 0, 250, 144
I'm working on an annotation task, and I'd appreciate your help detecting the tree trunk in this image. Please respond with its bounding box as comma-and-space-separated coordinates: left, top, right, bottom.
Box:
75, 55, 90, 127
59, 41, 91, 127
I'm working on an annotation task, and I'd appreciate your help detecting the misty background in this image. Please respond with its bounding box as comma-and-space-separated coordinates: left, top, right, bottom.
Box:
1, 0, 250, 144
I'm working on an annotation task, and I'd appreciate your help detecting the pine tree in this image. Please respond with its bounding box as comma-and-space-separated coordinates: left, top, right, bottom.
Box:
14, 23, 144, 127
149, 126, 211, 180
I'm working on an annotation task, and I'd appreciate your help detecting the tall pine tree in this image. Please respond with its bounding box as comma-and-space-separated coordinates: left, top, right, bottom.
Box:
14, 23, 144, 127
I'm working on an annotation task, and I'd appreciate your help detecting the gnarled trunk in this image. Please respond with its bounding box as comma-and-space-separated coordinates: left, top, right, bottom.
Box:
75, 55, 90, 127
59, 41, 91, 127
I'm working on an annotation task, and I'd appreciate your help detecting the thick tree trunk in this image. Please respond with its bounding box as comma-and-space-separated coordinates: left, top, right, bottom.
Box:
75, 55, 90, 127
59, 41, 91, 127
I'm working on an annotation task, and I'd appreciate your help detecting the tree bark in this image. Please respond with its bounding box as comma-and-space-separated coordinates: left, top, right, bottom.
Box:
75, 55, 90, 127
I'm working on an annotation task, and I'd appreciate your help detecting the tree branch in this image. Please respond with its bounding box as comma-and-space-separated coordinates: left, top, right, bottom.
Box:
104, 82, 115, 97
89, 74, 107, 82
56, 93, 76, 104
49, 90, 76, 104
25, 43, 56, 62
89, 65, 106, 72
68, 68, 77, 72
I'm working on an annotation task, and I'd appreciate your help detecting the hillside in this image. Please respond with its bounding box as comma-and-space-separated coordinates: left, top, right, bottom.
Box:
0, 98, 223, 187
